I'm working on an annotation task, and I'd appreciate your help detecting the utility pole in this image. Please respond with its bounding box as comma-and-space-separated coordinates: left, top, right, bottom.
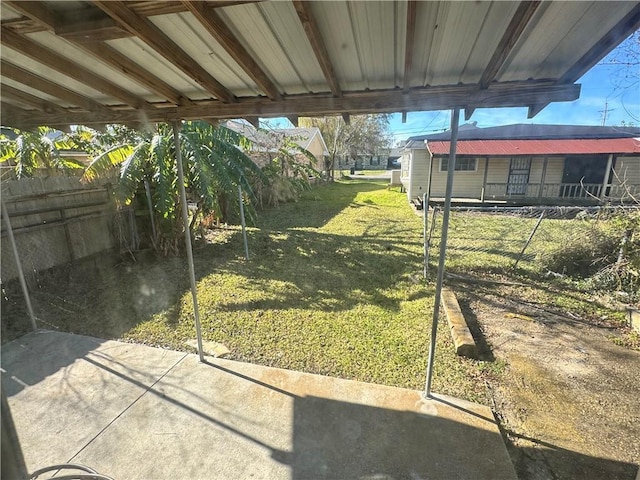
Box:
599, 101, 615, 126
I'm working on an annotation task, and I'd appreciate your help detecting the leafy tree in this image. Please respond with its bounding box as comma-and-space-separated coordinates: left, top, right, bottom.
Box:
299, 115, 393, 180
247, 126, 320, 207
83, 121, 263, 251
0, 126, 86, 178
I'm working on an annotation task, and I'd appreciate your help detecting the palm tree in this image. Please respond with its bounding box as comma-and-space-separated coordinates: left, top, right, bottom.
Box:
0, 126, 86, 179
82, 121, 263, 250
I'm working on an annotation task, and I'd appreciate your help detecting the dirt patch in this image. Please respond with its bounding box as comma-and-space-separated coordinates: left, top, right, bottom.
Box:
458, 290, 640, 479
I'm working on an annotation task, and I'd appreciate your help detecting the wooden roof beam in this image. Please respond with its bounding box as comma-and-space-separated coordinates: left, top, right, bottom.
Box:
244, 117, 260, 129
0, 84, 67, 114
293, 0, 342, 97
559, 3, 640, 84
1, 102, 32, 127
0, 27, 151, 110
8, 82, 581, 128
464, 107, 476, 121
535, 3, 640, 117
479, 1, 541, 88
1, 61, 112, 115
183, 1, 282, 101
403, 0, 417, 91
5, 1, 190, 106
94, 1, 236, 104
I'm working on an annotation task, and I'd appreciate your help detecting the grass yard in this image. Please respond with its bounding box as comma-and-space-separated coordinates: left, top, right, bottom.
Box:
124, 180, 491, 401
3, 180, 634, 406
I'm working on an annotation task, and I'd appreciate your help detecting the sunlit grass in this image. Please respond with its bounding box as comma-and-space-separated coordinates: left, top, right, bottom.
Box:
122, 180, 490, 401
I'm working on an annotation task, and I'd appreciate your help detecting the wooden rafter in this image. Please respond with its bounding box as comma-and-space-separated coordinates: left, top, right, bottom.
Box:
183, 1, 282, 101
5, 0, 190, 106
1, 1, 262, 36
128, 1, 261, 17
287, 115, 299, 127
0, 84, 67, 114
244, 117, 260, 129
293, 0, 342, 97
558, 3, 640, 84
0, 27, 150, 110
403, 0, 417, 91
3, 82, 581, 128
532, 3, 640, 117
479, 1, 541, 88
93, 1, 236, 103
1, 61, 111, 114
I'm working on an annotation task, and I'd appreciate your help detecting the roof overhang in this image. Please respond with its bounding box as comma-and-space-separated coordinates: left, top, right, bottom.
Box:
1, 1, 639, 129
427, 138, 640, 156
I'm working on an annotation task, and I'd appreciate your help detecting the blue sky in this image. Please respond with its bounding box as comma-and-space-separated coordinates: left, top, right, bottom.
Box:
264, 32, 639, 145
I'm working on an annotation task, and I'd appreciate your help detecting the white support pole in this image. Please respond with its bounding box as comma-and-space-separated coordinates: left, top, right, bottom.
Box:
173, 121, 204, 362
1, 200, 37, 331
238, 185, 249, 261
424, 108, 460, 398
601, 154, 614, 200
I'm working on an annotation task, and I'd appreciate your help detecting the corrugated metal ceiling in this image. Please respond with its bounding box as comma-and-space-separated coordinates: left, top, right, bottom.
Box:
0, 0, 638, 128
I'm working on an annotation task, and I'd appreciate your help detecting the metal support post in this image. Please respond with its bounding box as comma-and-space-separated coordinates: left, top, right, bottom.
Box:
424, 108, 460, 398
144, 179, 157, 240
1, 200, 37, 331
425, 206, 438, 279
423, 192, 427, 279
173, 121, 204, 362
238, 185, 249, 261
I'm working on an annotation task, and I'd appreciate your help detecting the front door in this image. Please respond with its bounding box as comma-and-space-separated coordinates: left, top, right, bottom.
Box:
507, 157, 531, 195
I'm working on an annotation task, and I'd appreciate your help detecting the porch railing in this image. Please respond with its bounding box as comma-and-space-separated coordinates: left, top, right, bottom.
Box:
483, 183, 640, 201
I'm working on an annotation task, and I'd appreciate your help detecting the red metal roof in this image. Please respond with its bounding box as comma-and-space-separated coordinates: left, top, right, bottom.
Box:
426, 138, 640, 156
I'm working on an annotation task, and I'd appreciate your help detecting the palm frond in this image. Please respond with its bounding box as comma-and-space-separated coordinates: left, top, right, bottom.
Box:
83, 144, 135, 182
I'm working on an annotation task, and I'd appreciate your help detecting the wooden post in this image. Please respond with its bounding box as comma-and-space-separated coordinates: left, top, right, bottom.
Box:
481, 157, 489, 203
539, 156, 548, 199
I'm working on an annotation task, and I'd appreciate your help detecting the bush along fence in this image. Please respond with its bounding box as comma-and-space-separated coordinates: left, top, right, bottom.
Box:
1, 177, 136, 283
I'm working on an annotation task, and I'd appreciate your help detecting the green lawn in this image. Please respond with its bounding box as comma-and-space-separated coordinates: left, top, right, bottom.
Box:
4, 179, 633, 403
121, 179, 489, 401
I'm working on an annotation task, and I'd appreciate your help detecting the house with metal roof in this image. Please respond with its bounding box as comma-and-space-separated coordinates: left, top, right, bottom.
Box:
400, 124, 640, 205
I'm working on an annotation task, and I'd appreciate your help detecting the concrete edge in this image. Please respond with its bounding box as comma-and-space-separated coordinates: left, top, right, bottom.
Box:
441, 288, 477, 358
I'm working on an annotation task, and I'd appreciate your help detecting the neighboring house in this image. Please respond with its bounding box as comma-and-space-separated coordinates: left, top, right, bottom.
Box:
225, 121, 328, 173
400, 124, 640, 205
336, 152, 391, 170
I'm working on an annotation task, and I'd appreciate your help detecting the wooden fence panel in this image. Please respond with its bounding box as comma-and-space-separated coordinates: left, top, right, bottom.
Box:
1, 177, 126, 282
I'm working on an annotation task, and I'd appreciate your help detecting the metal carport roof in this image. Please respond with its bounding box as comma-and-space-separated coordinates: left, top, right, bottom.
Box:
1, 1, 639, 128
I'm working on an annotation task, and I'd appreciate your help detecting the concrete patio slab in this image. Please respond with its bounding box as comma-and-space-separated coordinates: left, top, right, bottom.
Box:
2, 331, 517, 479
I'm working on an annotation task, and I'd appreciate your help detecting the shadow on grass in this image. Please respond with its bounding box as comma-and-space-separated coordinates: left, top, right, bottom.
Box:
193, 225, 422, 314
1, 180, 415, 341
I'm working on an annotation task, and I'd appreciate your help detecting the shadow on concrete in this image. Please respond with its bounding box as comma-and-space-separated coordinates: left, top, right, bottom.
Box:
503, 429, 640, 480
1, 331, 104, 397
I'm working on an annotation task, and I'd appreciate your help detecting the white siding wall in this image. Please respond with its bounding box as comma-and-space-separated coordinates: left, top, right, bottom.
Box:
429, 156, 486, 198
408, 149, 431, 200
613, 156, 640, 185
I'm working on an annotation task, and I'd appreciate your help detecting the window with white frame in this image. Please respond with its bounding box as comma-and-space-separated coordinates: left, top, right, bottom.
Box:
439, 157, 477, 172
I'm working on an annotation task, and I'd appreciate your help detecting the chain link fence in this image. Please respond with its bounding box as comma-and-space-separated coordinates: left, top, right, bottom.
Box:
425, 205, 640, 288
